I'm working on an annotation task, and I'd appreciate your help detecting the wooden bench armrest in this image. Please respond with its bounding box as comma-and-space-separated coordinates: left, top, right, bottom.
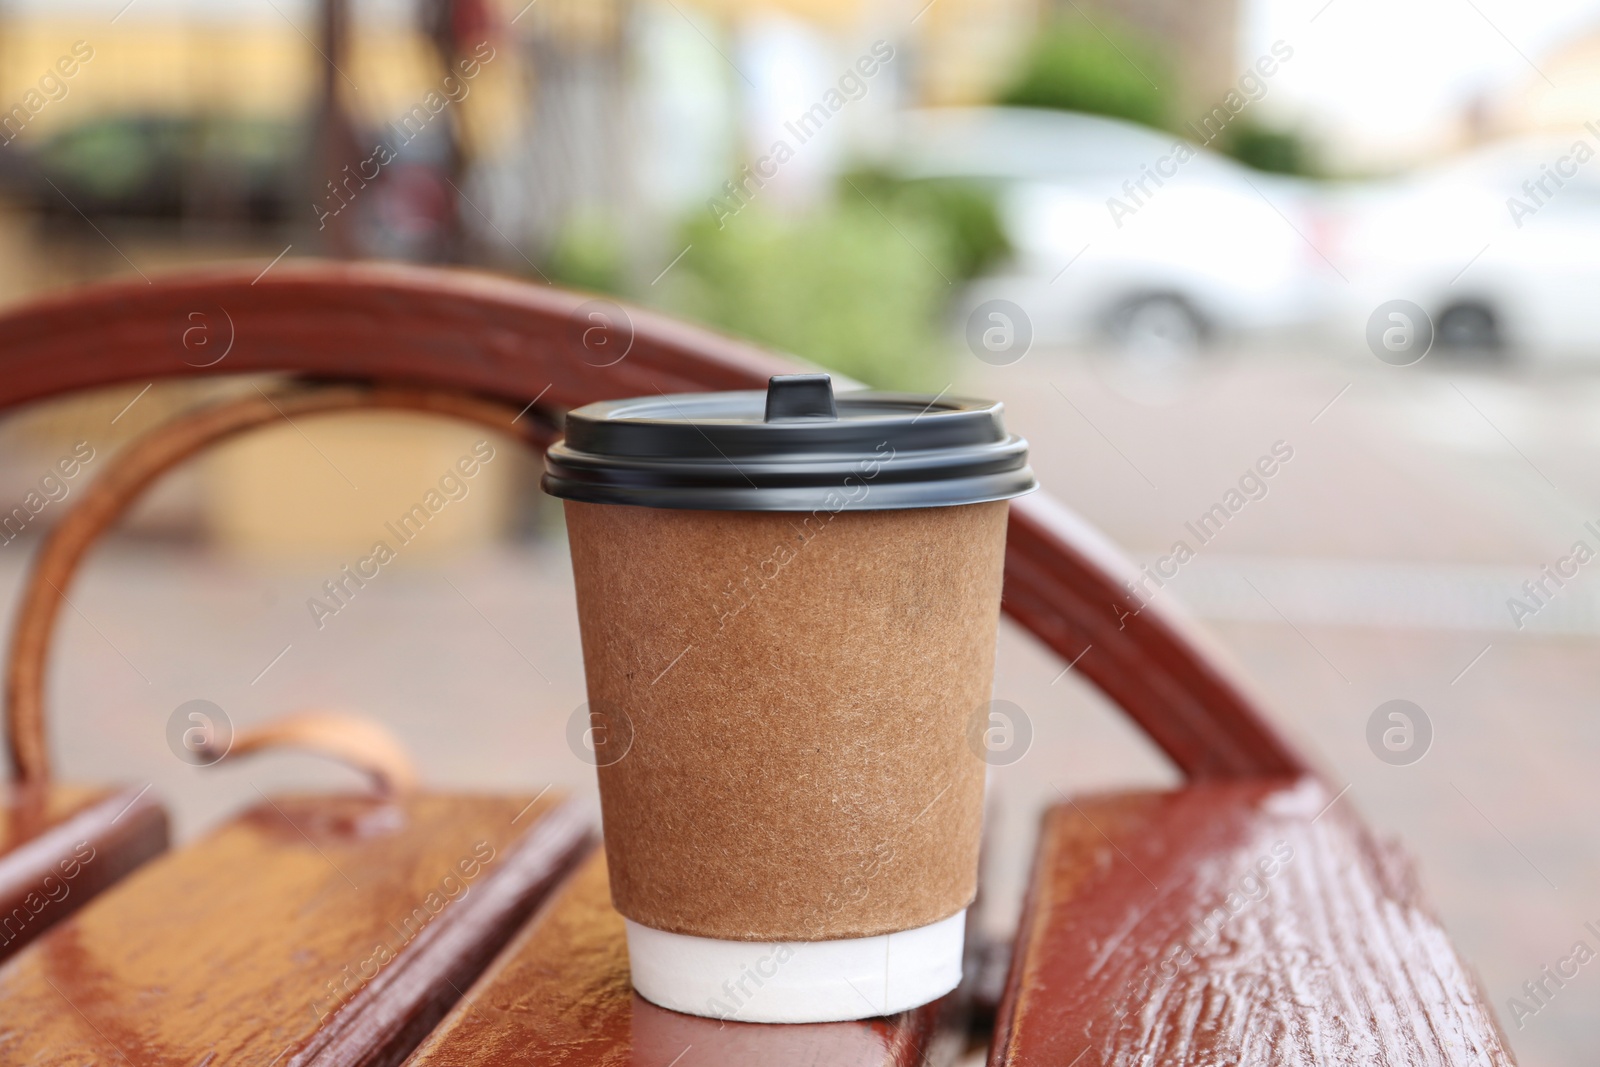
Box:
991, 779, 1515, 1066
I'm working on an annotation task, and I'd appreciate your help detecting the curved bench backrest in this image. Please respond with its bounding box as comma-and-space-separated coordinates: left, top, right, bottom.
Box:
0, 262, 1308, 781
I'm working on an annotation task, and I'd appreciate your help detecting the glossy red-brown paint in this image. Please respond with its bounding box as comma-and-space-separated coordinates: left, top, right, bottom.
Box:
0, 792, 589, 1066
0, 782, 167, 963
406, 848, 966, 1067
990, 779, 1516, 1066
0, 262, 1305, 783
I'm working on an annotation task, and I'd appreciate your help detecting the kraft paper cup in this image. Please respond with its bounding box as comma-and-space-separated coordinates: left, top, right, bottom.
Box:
544, 374, 1034, 1023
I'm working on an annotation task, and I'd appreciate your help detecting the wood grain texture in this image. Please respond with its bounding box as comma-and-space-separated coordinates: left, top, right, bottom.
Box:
0, 263, 1310, 782
0, 782, 167, 964
0, 791, 589, 1067
990, 778, 1515, 1066
406, 847, 966, 1067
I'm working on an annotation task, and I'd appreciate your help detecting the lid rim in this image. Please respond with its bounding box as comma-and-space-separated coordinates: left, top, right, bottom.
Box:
542, 378, 1037, 512
541, 471, 1039, 512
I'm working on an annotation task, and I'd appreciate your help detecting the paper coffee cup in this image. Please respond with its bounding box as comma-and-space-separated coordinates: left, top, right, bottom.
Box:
545, 374, 1034, 1023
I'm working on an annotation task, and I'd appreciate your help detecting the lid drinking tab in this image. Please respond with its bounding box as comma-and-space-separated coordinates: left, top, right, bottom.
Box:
764, 374, 838, 422
542, 373, 1036, 512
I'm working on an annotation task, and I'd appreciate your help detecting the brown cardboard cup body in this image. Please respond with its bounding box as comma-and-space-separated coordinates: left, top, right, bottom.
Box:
564, 498, 1008, 943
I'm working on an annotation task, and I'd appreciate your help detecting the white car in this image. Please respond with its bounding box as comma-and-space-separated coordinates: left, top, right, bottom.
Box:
1332, 136, 1600, 358
886, 107, 1335, 353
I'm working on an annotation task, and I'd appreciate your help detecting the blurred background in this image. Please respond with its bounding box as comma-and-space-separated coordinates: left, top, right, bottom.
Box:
0, 0, 1597, 1062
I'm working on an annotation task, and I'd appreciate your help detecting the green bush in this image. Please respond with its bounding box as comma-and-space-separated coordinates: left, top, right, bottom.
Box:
656, 198, 956, 391
533, 174, 1006, 391
999, 19, 1171, 130
998, 19, 1322, 178
1221, 119, 1317, 177
545, 211, 627, 295
842, 169, 1010, 282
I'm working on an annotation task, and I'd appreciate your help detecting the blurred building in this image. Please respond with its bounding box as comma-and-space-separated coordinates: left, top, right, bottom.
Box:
0, 0, 1091, 265
681, 0, 1038, 105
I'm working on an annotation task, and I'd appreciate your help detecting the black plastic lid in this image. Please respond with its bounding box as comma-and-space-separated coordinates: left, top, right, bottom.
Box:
542, 374, 1036, 512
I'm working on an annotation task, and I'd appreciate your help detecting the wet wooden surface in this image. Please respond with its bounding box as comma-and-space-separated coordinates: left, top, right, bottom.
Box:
0, 782, 167, 963
406, 848, 966, 1067
990, 777, 1515, 1066
0, 790, 589, 1066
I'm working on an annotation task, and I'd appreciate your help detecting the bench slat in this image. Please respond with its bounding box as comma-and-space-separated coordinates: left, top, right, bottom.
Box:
0, 782, 166, 963
0, 791, 587, 1066
991, 778, 1515, 1066
406, 848, 965, 1067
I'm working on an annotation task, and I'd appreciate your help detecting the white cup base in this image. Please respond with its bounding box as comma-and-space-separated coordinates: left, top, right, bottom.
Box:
623, 909, 966, 1024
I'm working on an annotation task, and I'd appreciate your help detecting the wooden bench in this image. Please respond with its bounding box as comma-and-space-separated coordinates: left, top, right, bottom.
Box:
0, 791, 588, 1065
0, 263, 1514, 1064
992, 779, 1514, 1065
408, 848, 967, 1067
0, 782, 165, 964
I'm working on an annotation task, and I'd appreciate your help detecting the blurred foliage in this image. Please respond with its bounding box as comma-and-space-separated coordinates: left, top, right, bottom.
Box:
30, 116, 300, 222
656, 196, 957, 391
538, 173, 1010, 391
545, 211, 628, 295
999, 18, 1172, 130
843, 169, 1010, 281
39, 120, 170, 199
998, 19, 1322, 178
1221, 119, 1317, 177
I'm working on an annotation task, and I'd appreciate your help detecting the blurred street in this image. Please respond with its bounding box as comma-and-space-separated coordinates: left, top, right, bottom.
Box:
5, 342, 1595, 1064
